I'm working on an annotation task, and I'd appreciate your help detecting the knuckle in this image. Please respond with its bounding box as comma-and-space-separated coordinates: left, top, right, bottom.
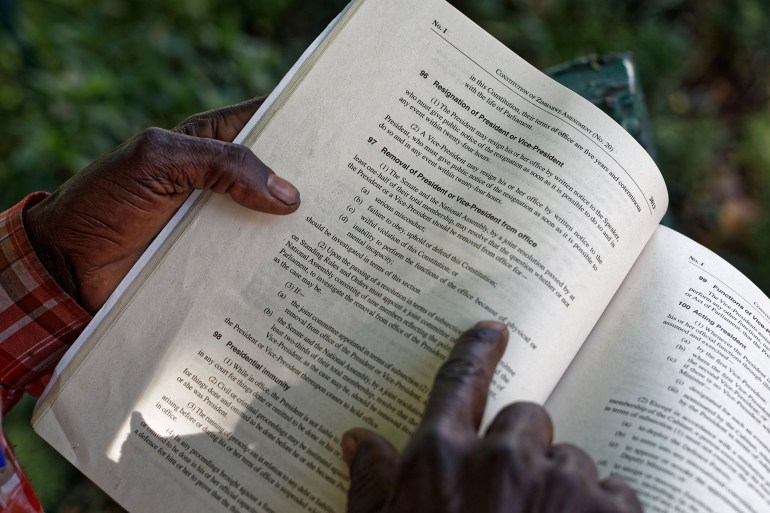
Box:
465, 439, 549, 495
413, 425, 451, 453
402, 425, 456, 467
547, 462, 583, 484
435, 355, 485, 388
490, 402, 553, 446
541, 463, 595, 502
500, 401, 549, 421
174, 112, 214, 137
432, 355, 491, 407
600, 477, 643, 509
228, 143, 254, 166
132, 127, 170, 160
220, 145, 256, 181
127, 128, 190, 188
473, 439, 527, 474
550, 443, 598, 476
552, 442, 590, 462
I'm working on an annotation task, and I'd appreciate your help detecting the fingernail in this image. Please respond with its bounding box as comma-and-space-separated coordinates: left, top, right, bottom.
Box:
340, 431, 359, 468
474, 320, 508, 334
267, 174, 300, 206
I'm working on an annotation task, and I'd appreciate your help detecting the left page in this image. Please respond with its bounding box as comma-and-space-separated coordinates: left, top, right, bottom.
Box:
33, 0, 666, 512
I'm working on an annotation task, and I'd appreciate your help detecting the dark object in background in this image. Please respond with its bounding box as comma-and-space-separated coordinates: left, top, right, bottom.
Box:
546, 52, 657, 162
545, 52, 671, 225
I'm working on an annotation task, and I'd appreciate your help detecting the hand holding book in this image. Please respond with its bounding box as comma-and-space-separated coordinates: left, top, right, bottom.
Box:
24, 98, 300, 313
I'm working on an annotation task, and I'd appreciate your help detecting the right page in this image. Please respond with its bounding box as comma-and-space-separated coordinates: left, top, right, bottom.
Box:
547, 225, 770, 513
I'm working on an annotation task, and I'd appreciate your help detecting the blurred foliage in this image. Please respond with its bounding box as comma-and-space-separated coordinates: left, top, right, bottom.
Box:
0, 0, 349, 206
1, 0, 770, 511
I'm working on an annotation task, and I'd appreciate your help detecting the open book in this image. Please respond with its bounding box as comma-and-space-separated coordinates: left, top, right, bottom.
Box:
31, 0, 770, 511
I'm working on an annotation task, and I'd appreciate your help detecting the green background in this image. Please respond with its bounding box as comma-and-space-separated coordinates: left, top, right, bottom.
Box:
1, 0, 769, 510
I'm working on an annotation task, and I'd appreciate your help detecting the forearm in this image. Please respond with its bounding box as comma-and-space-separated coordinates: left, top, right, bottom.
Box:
0, 193, 91, 413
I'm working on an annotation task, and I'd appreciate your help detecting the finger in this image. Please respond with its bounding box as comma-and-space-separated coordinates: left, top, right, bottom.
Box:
420, 321, 508, 433
458, 404, 552, 513
483, 402, 554, 457
129, 128, 299, 213
549, 443, 599, 480
599, 477, 644, 512
342, 428, 400, 513
173, 97, 267, 141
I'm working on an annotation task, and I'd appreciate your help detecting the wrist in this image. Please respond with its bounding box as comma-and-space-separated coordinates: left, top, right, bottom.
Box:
23, 199, 81, 303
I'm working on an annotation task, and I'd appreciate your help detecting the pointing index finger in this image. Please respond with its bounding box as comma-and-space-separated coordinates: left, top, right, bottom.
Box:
420, 321, 509, 434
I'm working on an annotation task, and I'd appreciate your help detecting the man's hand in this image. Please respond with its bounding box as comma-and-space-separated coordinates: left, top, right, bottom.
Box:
342, 322, 642, 513
25, 97, 299, 313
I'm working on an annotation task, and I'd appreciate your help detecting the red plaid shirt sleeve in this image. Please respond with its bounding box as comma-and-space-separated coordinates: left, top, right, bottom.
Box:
0, 193, 92, 512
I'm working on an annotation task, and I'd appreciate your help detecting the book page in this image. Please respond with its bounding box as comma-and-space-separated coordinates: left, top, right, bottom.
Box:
34, 0, 666, 511
244, 0, 667, 414
547, 225, 770, 513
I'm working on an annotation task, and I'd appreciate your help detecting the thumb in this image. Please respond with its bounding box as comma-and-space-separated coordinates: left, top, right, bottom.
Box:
121, 127, 300, 214
342, 428, 400, 513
